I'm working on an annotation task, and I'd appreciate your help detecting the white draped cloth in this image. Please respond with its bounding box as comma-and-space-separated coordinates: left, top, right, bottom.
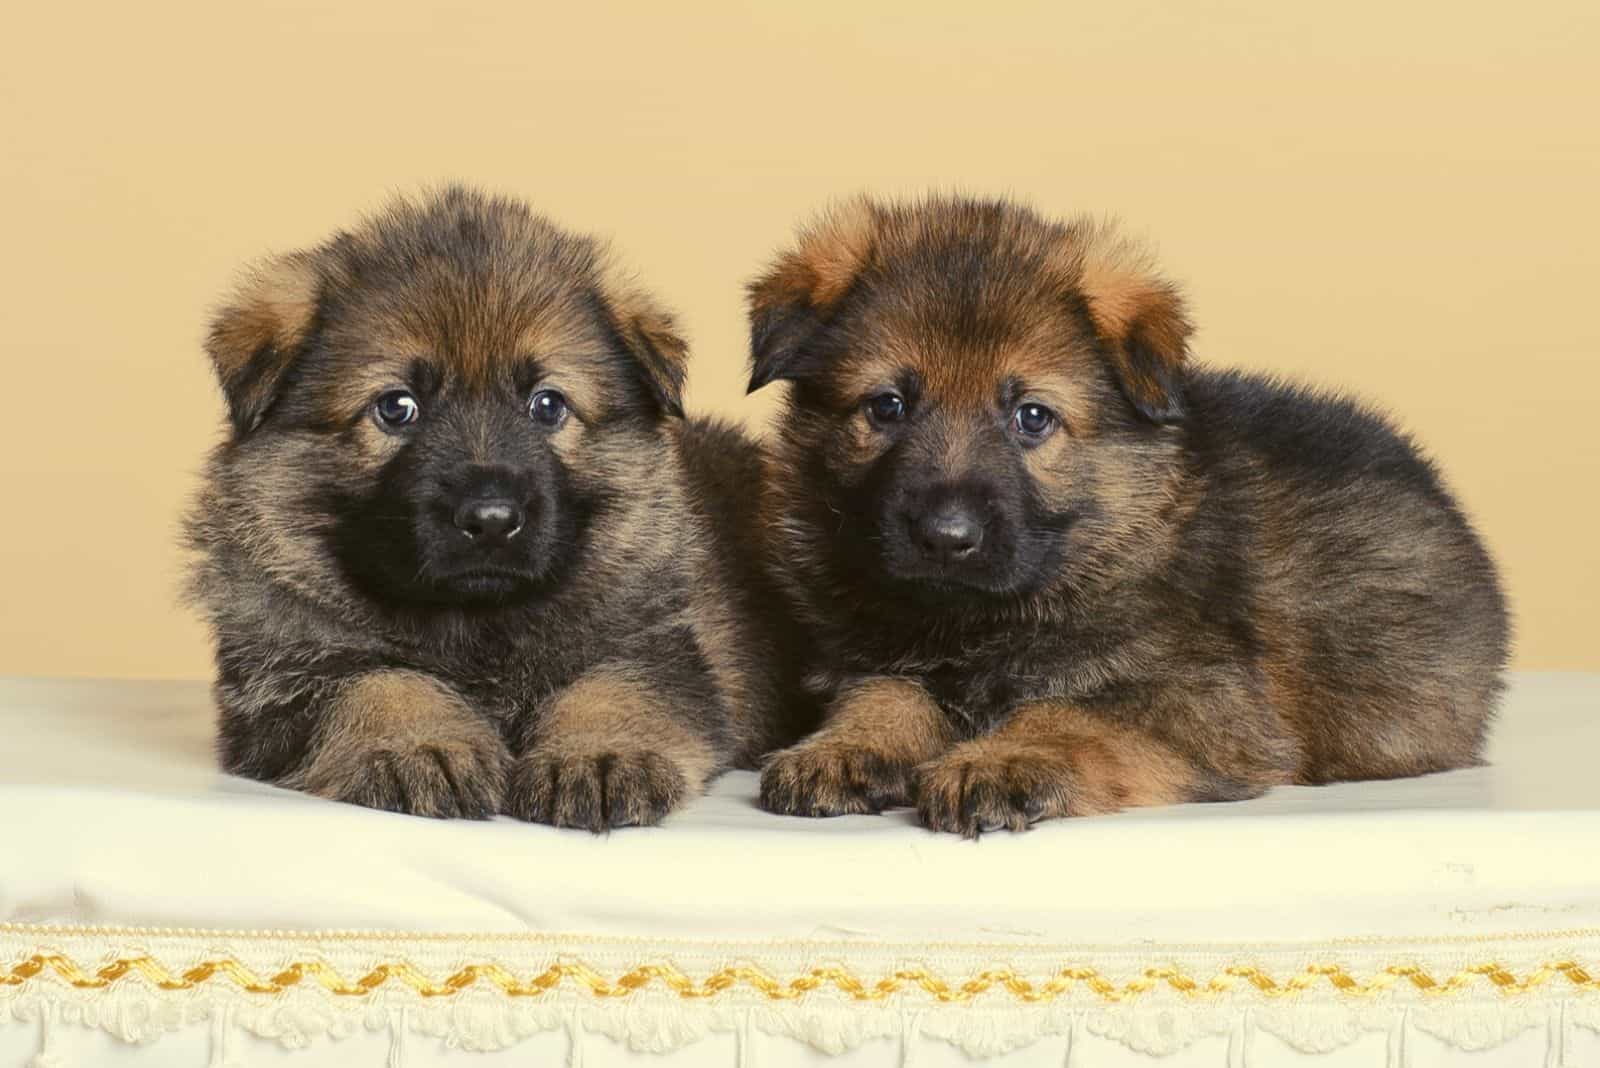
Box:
2, 674, 1598, 1066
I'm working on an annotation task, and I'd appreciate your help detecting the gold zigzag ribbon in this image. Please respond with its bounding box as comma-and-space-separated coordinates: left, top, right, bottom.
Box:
1, 954, 1598, 1004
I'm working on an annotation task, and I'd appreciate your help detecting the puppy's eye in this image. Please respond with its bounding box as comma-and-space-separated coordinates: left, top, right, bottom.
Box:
1012, 402, 1057, 440
529, 388, 568, 428
865, 392, 907, 427
373, 390, 420, 429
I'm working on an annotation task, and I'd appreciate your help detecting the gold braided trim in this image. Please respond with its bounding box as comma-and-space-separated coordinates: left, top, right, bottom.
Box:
3, 953, 1598, 1005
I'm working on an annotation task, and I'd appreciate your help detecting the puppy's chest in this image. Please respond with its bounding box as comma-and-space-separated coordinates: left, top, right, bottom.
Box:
416, 621, 622, 722
866, 630, 1109, 736
920, 664, 1017, 734
448, 656, 570, 720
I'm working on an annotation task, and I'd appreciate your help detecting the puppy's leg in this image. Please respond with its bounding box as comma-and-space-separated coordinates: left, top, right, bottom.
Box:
289, 670, 510, 819
914, 700, 1286, 837
506, 664, 724, 832
760, 678, 955, 817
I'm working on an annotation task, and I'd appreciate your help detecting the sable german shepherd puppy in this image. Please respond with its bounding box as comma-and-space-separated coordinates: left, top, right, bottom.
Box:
187, 186, 800, 829
748, 195, 1509, 835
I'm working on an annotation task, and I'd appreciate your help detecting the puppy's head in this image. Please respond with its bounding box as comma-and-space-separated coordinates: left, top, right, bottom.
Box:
204, 186, 687, 611
747, 195, 1191, 608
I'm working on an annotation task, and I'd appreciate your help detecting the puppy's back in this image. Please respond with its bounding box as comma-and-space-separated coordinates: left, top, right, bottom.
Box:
1186, 368, 1509, 779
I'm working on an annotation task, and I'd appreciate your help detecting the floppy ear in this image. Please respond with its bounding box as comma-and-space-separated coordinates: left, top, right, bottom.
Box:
1068, 221, 1193, 425
746, 197, 878, 392
205, 251, 324, 438
601, 277, 690, 418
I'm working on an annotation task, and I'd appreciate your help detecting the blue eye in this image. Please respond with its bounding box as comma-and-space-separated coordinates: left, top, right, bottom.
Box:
866, 392, 907, 426
374, 390, 419, 429
529, 388, 568, 427
1012, 403, 1057, 439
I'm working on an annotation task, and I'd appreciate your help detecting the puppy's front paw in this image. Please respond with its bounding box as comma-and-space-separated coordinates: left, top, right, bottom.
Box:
507, 747, 687, 832
913, 743, 1073, 837
300, 726, 509, 820
760, 740, 914, 817
299, 672, 510, 819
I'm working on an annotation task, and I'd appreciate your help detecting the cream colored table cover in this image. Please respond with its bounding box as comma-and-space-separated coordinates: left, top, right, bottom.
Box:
2, 674, 1598, 1067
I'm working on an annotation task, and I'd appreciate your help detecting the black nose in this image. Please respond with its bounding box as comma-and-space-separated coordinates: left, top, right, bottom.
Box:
453, 497, 525, 542
912, 506, 984, 560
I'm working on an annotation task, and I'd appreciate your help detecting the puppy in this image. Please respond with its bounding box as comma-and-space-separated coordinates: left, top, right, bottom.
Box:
747, 195, 1509, 835
186, 186, 801, 829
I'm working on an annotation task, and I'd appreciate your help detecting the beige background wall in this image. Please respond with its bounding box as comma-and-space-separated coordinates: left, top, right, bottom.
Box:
1, 1, 1595, 678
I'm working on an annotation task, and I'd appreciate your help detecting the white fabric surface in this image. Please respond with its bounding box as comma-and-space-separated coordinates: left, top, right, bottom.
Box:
2, 673, 1598, 1066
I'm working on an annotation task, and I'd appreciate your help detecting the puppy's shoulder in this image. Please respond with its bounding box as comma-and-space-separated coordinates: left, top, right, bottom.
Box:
1183, 367, 1446, 497
671, 416, 770, 533
673, 416, 766, 489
